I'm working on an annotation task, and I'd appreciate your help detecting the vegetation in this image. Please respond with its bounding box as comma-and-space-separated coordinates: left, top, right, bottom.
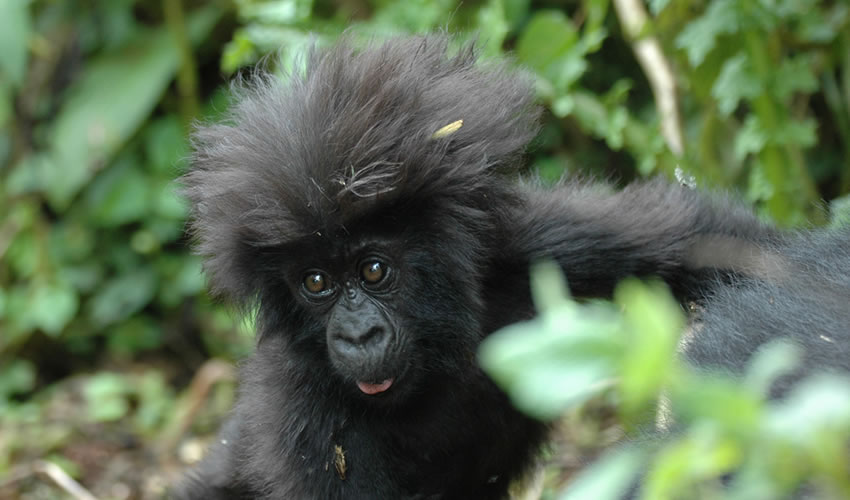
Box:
482, 264, 850, 499
0, 0, 847, 498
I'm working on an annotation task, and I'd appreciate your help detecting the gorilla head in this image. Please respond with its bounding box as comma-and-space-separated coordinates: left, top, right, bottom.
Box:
183, 36, 538, 411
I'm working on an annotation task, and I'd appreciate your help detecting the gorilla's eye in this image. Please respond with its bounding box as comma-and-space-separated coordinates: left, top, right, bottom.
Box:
360, 261, 386, 284
303, 272, 332, 296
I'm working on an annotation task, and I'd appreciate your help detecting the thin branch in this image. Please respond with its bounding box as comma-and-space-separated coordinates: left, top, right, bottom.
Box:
612, 0, 684, 156
0, 460, 99, 500
158, 359, 236, 457
163, 0, 200, 124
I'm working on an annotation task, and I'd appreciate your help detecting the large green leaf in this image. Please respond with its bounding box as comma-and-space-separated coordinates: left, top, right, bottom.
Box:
5, 281, 80, 338
516, 11, 584, 93
83, 373, 131, 422
711, 53, 762, 116
84, 156, 151, 227
15, 6, 220, 211
89, 269, 157, 327
675, 0, 739, 66
561, 447, 645, 500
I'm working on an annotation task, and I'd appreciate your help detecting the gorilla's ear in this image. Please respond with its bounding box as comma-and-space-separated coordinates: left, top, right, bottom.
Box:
180, 165, 260, 304
180, 154, 302, 305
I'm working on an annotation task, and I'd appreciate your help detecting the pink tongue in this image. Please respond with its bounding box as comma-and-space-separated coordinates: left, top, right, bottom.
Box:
356, 379, 393, 395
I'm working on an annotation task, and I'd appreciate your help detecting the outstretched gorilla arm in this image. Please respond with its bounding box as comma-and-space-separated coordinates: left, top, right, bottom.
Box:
500, 179, 778, 300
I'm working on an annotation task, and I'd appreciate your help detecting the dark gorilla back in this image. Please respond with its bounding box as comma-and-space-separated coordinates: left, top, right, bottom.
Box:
683, 230, 850, 398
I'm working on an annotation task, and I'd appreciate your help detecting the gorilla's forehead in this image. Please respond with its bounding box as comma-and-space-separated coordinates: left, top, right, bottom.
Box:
279, 229, 405, 270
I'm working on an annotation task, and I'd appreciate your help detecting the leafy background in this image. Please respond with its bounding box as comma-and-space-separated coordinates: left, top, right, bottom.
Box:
0, 0, 848, 498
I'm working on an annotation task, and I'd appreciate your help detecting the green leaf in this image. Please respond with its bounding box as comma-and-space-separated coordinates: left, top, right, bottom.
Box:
49, 222, 95, 263
745, 159, 774, 203
532, 155, 569, 184
40, 6, 220, 210
736, 116, 816, 163
530, 260, 571, 313
107, 316, 163, 355
475, 0, 509, 57
506, 359, 614, 419
234, 24, 323, 75
221, 30, 260, 72
89, 269, 157, 327
766, 375, 850, 444
791, 4, 848, 43
735, 115, 768, 161
144, 116, 188, 175
58, 263, 103, 293
130, 229, 160, 255
648, 0, 672, 15
672, 376, 762, 432
0, 360, 36, 399
134, 372, 174, 433
3, 286, 36, 347
772, 118, 817, 148
516, 11, 585, 92
0, 82, 11, 128
501, 0, 530, 30
152, 179, 188, 220
5, 230, 38, 278
641, 428, 742, 499
675, 0, 739, 66
29, 281, 80, 336
712, 53, 761, 116
144, 217, 186, 244
744, 340, 801, 396
156, 255, 204, 307
369, 0, 455, 33
617, 280, 683, 416
551, 95, 574, 118
237, 0, 314, 24
85, 157, 151, 227
6, 153, 56, 197
0, 0, 31, 87
561, 447, 645, 500
772, 55, 818, 100
480, 265, 626, 419
83, 373, 131, 422
828, 195, 850, 228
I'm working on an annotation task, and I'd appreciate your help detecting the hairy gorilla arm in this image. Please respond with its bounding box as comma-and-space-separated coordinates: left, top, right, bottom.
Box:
507, 180, 775, 295
175, 36, 776, 500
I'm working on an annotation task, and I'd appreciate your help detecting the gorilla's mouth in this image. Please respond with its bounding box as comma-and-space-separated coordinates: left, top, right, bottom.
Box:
356, 378, 394, 395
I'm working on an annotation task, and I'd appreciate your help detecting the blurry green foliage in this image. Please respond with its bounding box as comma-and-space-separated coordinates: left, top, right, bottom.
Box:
481, 264, 850, 499
0, 0, 848, 495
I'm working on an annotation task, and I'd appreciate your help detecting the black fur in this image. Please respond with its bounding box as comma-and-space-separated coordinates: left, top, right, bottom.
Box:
175, 35, 848, 499
681, 229, 850, 398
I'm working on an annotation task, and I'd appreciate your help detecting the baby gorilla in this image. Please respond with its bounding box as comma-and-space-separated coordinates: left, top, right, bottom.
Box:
176, 35, 850, 499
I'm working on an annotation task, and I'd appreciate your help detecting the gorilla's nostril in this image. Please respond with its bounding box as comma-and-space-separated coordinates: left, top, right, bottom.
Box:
362, 326, 385, 345
339, 326, 385, 346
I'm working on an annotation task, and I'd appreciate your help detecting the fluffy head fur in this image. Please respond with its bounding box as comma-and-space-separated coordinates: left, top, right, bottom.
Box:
183, 35, 539, 304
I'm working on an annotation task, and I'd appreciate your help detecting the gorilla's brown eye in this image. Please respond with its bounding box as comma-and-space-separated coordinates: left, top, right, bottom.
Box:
303, 272, 331, 295
360, 261, 385, 284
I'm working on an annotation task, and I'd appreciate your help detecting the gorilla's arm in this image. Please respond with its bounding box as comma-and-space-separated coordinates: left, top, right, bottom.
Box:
174, 417, 247, 500
507, 179, 779, 298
